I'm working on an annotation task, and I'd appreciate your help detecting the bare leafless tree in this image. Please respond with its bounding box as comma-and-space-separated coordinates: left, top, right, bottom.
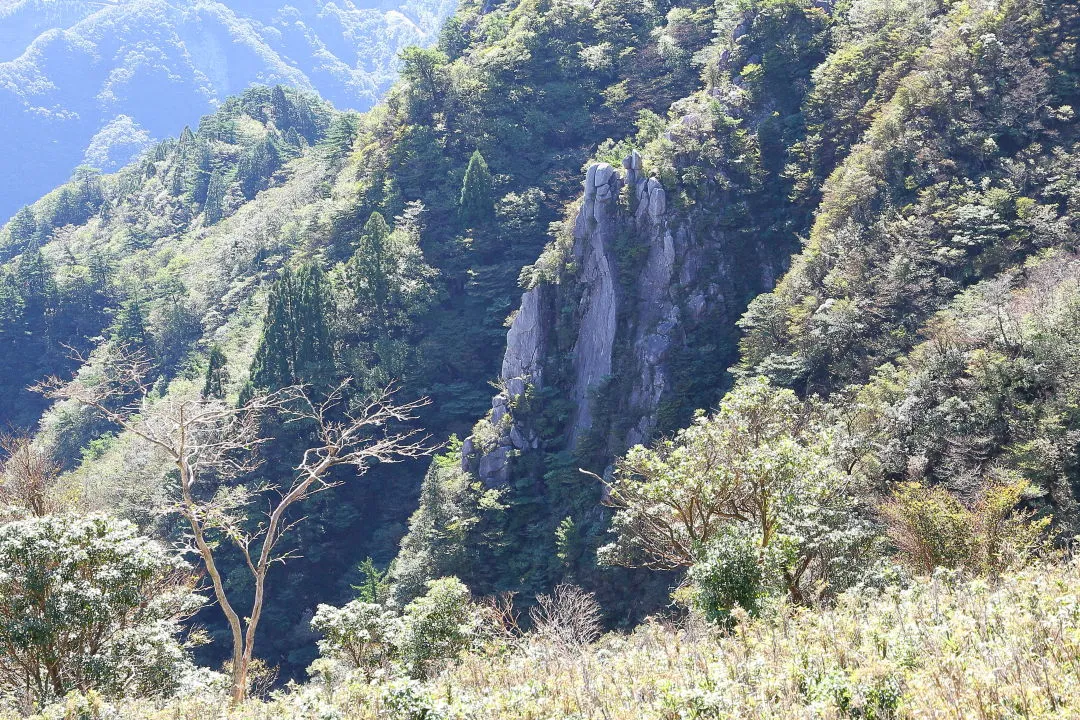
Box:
34, 346, 434, 703
480, 591, 523, 640
0, 434, 62, 518
529, 585, 602, 651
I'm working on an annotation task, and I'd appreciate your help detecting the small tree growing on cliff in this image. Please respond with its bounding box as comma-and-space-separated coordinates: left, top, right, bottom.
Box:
35, 346, 433, 703
459, 150, 494, 224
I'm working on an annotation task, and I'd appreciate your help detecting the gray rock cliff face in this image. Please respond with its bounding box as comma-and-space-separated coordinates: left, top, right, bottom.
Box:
568, 162, 620, 445
464, 152, 777, 485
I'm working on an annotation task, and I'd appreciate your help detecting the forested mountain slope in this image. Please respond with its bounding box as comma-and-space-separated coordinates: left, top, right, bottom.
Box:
0, 0, 455, 222
0, 0, 715, 674
2, 0, 1079, 707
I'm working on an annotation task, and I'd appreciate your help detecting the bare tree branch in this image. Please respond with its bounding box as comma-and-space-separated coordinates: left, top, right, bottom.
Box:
34, 351, 435, 703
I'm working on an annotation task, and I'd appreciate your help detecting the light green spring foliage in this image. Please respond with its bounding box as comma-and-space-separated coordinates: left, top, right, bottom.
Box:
603, 377, 882, 615
0, 515, 201, 712
23, 558, 1080, 719
881, 477, 1051, 576
310, 575, 486, 684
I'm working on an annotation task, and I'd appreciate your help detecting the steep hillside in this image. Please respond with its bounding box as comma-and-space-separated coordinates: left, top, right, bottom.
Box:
390, 0, 965, 606
0, 0, 455, 222
0, 0, 719, 674
5, 0, 1080, 696
732, 0, 1080, 510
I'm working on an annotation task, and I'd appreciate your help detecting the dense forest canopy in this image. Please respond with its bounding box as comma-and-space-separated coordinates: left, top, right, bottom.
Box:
0, 0, 1079, 715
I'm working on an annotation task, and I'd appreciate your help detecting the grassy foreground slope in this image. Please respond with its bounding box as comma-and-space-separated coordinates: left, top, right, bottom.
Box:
18, 557, 1080, 719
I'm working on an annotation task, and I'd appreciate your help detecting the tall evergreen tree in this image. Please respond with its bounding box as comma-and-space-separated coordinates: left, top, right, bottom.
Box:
322, 114, 359, 162
204, 171, 227, 226
111, 297, 150, 351
459, 150, 493, 224
238, 137, 280, 200
8, 206, 39, 247
14, 249, 54, 318
249, 264, 333, 390
349, 212, 393, 328
186, 143, 213, 206
202, 345, 229, 399
177, 125, 196, 150
271, 85, 293, 132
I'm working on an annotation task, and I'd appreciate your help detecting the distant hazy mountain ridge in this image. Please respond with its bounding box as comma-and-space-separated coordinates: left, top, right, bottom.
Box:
0, 0, 455, 222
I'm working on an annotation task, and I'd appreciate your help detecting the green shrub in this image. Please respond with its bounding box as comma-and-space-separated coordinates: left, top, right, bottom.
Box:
687, 525, 765, 623
0, 514, 201, 710
881, 478, 1050, 576
399, 577, 483, 679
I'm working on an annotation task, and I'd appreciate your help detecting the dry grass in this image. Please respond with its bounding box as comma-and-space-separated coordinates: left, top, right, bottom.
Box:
16, 559, 1080, 719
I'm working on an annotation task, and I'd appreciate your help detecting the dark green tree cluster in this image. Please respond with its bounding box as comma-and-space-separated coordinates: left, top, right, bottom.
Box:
0, 247, 112, 428
249, 264, 334, 392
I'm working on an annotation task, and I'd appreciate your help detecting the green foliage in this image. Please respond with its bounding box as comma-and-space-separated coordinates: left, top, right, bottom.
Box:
202, 346, 228, 400
603, 377, 881, 610
203, 171, 227, 226
110, 297, 150, 351
0, 514, 201, 709
34, 560, 1080, 719
390, 460, 491, 605
459, 151, 494, 224
237, 136, 281, 200
336, 205, 437, 392
353, 558, 390, 605
398, 46, 450, 121
685, 524, 765, 623
739, 0, 1080, 394
249, 264, 334, 391
881, 479, 1050, 576
5, 0, 1077, 691
398, 577, 482, 679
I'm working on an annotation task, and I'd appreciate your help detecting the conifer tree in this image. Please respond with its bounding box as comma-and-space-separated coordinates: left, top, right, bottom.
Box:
202, 345, 229, 400
350, 212, 393, 327
8, 206, 39, 247
14, 249, 54, 318
238, 137, 279, 200
186, 143, 213, 206
111, 297, 150, 351
249, 264, 333, 390
459, 150, 493, 223
271, 85, 293, 131
204, 171, 227, 226
322, 114, 359, 161
178, 125, 196, 149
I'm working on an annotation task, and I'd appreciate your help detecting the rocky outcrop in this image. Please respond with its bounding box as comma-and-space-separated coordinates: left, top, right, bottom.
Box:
463, 150, 780, 486
568, 162, 619, 444
501, 283, 546, 400
464, 154, 672, 483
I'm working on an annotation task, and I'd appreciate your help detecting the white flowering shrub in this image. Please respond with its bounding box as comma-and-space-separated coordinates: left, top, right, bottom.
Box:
0, 514, 201, 711
310, 600, 402, 679
312, 576, 485, 683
